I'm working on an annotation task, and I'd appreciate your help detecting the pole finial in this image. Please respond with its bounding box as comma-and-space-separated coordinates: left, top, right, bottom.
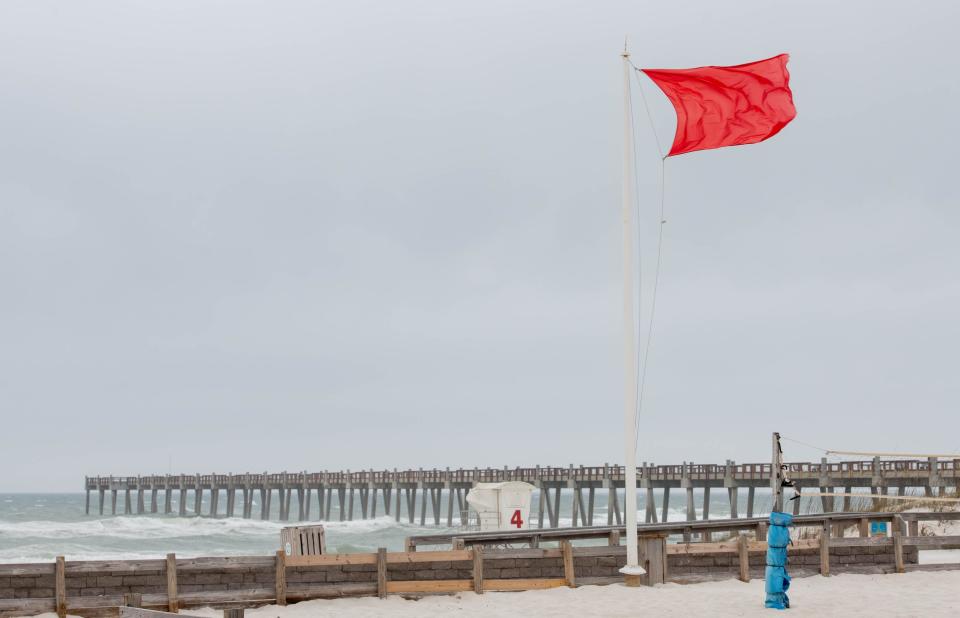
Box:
622, 35, 630, 58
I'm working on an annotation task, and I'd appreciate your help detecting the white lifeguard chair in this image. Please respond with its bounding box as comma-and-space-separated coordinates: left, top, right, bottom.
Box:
466, 481, 535, 531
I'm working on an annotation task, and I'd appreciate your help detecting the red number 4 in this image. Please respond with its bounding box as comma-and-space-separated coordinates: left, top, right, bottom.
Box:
510, 509, 524, 528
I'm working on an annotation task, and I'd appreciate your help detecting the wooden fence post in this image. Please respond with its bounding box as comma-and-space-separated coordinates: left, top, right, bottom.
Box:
561, 540, 576, 588
859, 517, 869, 537
166, 553, 178, 613
275, 550, 287, 606
55, 556, 66, 618
755, 521, 767, 542
472, 547, 484, 594
893, 515, 905, 573
123, 593, 142, 608
377, 547, 388, 599
737, 534, 750, 583
608, 530, 621, 546
223, 609, 245, 618
819, 521, 831, 576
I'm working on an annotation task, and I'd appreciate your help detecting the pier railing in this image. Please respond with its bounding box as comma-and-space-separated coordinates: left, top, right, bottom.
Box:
83, 459, 960, 526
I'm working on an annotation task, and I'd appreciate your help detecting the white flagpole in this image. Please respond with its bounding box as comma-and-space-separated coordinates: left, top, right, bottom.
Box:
619, 47, 646, 585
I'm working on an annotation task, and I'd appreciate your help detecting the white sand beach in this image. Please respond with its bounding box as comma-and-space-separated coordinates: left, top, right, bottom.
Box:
166, 570, 959, 617
38, 570, 958, 618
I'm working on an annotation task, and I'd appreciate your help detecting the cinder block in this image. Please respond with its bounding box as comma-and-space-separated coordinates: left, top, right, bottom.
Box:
194, 574, 221, 585
34, 575, 56, 587
297, 571, 327, 583
97, 576, 123, 587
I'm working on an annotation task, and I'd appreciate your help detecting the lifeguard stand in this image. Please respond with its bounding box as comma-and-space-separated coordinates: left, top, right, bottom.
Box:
280, 525, 326, 556
466, 481, 535, 531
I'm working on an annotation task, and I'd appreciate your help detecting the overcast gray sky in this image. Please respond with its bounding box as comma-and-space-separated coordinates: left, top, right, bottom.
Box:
2, 1, 958, 491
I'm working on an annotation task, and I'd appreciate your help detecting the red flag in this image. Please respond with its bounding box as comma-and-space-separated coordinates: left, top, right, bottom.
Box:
642, 54, 796, 157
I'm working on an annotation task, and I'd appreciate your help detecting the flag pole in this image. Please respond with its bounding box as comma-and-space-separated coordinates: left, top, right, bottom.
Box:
619, 46, 646, 586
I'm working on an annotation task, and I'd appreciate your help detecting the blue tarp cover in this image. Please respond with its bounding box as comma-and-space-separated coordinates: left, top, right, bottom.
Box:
765, 511, 793, 610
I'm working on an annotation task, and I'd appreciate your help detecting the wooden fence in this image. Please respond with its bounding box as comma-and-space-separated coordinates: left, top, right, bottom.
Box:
2, 512, 958, 617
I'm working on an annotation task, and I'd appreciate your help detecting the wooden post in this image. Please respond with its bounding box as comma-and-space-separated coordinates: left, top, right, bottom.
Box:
819, 521, 831, 576
608, 530, 621, 546
756, 521, 767, 542
909, 518, 919, 537
638, 534, 667, 585
893, 515, 905, 573
223, 610, 245, 618
472, 547, 484, 594
123, 593, 142, 608
377, 547, 388, 599
55, 556, 66, 618
166, 553, 178, 613
274, 550, 287, 606
737, 534, 750, 583
859, 517, 869, 537
561, 540, 576, 588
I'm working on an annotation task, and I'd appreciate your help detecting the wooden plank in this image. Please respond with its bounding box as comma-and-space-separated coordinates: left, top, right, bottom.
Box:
668, 541, 738, 555
473, 548, 483, 594
829, 537, 893, 548
165, 553, 178, 613
386, 550, 473, 564
385, 579, 473, 594
0, 562, 56, 576
377, 548, 387, 599
904, 563, 960, 573
55, 556, 66, 618
286, 553, 377, 567
737, 535, 749, 583
561, 540, 575, 587
176, 556, 275, 572
480, 548, 562, 560
285, 582, 378, 601
174, 588, 274, 606
902, 535, 960, 548
64, 559, 167, 574
570, 546, 625, 558
274, 550, 286, 606
0, 598, 56, 615
576, 575, 623, 586
119, 609, 202, 618
484, 578, 567, 591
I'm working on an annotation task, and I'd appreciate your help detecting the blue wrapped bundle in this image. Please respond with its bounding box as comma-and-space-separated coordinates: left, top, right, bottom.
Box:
764, 511, 793, 610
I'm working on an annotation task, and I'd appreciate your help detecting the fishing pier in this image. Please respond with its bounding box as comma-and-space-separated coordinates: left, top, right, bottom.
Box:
84, 457, 959, 527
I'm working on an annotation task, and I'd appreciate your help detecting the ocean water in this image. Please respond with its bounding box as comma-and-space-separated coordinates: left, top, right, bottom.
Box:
0, 489, 801, 563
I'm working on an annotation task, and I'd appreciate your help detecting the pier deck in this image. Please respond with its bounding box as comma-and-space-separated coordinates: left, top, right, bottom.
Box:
84, 457, 959, 527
